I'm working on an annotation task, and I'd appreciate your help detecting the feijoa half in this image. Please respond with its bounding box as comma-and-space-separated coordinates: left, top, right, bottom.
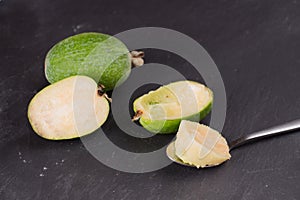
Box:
133, 81, 213, 134
28, 76, 109, 140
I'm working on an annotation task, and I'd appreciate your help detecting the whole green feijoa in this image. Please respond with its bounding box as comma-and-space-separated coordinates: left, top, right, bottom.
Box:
45, 32, 144, 91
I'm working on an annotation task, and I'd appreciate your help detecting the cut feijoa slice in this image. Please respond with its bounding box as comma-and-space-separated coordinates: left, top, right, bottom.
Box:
174, 120, 231, 168
45, 32, 144, 91
133, 81, 213, 134
28, 76, 109, 140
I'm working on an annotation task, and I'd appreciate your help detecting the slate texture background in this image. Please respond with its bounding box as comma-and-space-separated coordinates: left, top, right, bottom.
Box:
0, 0, 299, 199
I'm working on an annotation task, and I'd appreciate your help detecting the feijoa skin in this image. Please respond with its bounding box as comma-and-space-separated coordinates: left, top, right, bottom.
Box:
133, 81, 213, 134
45, 32, 131, 91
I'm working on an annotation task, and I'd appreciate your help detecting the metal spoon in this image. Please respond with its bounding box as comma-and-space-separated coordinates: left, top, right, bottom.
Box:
166, 119, 300, 167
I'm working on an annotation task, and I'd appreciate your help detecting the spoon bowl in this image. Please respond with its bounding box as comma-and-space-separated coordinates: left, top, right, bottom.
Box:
166, 141, 188, 166
166, 119, 300, 168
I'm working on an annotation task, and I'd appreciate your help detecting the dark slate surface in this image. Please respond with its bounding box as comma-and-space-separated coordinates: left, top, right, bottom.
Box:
0, 0, 299, 199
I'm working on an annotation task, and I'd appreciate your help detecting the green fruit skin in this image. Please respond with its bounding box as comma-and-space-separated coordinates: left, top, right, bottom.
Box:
45, 32, 131, 91
136, 101, 212, 134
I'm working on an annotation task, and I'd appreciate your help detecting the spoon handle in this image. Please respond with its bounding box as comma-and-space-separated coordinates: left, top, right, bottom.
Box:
229, 119, 300, 150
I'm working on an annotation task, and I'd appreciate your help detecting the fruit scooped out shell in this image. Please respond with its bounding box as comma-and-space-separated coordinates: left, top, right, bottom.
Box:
133, 81, 213, 134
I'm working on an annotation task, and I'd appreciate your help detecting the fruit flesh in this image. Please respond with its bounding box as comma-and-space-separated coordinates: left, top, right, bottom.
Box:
133, 81, 213, 134
45, 32, 131, 91
28, 76, 109, 140
174, 120, 231, 168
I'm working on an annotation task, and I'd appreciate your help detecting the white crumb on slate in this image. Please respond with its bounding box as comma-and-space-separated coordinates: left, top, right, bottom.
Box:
55, 159, 66, 166
72, 24, 83, 33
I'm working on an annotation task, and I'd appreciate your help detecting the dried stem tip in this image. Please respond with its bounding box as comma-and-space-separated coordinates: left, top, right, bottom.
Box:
98, 84, 112, 103
131, 51, 145, 58
132, 110, 143, 121
130, 51, 144, 67
97, 84, 106, 96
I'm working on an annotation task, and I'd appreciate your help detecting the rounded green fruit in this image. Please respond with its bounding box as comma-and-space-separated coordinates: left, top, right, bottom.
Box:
133, 81, 213, 134
28, 76, 109, 140
45, 32, 141, 91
